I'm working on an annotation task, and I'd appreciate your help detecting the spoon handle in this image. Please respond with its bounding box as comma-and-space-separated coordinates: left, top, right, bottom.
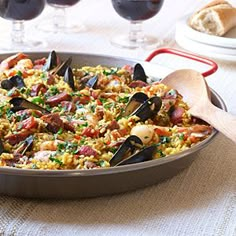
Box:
203, 104, 236, 143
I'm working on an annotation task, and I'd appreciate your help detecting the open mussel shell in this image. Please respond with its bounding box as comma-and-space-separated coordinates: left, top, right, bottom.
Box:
43, 50, 57, 71
117, 145, 157, 166
132, 96, 162, 122
64, 67, 75, 91
10, 97, 50, 114
133, 63, 147, 83
1, 75, 26, 91
1, 80, 14, 90
109, 135, 143, 167
86, 75, 98, 89
123, 92, 148, 117
15, 135, 34, 155
52, 57, 72, 76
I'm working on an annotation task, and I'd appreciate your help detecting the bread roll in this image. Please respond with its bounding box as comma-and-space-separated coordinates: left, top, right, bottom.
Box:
189, 0, 236, 36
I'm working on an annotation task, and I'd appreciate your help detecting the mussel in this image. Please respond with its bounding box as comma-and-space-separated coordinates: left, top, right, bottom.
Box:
132, 96, 162, 122
133, 63, 147, 83
86, 75, 98, 89
122, 92, 162, 122
109, 135, 157, 166
64, 67, 75, 91
109, 135, 143, 166
15, 135, 34, 155
53, 57, 72, 76
123, 92, 148, 117
117, 145, 157, 166
43, 51, 72, 76
43, 50, 57, 71
46, 56, 72, 77
10, 97, 50, 114
1, 75, 26, 91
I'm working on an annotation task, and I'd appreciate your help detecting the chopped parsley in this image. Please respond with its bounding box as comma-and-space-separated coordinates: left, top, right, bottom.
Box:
31, 164, 38, 169
16, 71, 23, 77
0, 104, 5, 118
104, 103, 114, 109
90, 104, 96, 113
179, 133, 185, 140
160, 136, 171, 144
103, 68, 118, 76
157, 149, 166, 158
99, 98, 107, 104
49, 86, 59, 96
6, 108, 14, 121
57, 127, 63, 135
118, 96, 129, 103
109, 147, 118, 154
40, 72, 47, 80
49, 156, 63, 166
57, 141, 79, 154
31, 96, 45, 105
79, 138, 86, 145
76, 104, 84, 109
97, 159, 107, 167
16, 113, 27, 122
79, 122, 88, 129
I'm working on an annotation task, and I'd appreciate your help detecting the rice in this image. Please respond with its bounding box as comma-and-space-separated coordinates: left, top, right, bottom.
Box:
0, 53, 213, 170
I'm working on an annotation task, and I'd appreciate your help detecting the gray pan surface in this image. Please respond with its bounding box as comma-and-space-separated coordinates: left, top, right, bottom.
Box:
0, 52, 227, 199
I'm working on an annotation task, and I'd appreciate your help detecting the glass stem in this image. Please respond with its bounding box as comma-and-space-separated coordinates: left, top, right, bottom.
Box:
53, 7, 66, 29
11, 21, 24, 45
129, 21, 144, 43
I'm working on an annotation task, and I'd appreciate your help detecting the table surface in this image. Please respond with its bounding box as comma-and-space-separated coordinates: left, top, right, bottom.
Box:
0, 0, 235, 235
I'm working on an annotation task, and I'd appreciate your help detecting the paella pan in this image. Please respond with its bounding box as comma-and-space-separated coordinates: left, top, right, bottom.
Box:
0, 48, 226, 198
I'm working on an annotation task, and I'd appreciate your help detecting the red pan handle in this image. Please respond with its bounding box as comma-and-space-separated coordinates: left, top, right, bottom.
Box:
145, 48, 218, 77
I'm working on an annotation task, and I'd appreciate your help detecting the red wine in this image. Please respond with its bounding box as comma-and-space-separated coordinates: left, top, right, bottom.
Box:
47, 0, 80, 7
0, 0, 45, 21
111, 0, 164, 21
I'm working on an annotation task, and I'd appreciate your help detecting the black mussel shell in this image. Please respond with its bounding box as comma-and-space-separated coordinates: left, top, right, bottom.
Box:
132, 96, 162, 122
133, 63, 147, 83
86, 75, 98, 89
10, 106, 26, 113
1, 75, 25, 90
0, 140, 5, 155
43, 50, 58, 71
10, 75, 26, 88
10, 97, 50, 114
123, 92, 148, 117
64, 67, 75, 91
15, 135, 34, 155
1, 79, 14, 90
52, 57, 72, 76
110, 135, 143, 167
117, 145, 157, 166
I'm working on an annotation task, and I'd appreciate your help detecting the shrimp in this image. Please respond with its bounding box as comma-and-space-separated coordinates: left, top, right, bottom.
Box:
154, 124, 212, 138
15, 58, 33, 70
40, 140, 64, 151
0, 53, 28, 71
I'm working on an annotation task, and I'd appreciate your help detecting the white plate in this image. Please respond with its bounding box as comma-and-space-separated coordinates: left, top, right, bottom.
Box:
177, 15, 236, 49
175, 31, 236, 62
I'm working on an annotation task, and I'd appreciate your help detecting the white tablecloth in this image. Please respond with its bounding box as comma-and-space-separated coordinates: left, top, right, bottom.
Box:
0, 0, 235, 235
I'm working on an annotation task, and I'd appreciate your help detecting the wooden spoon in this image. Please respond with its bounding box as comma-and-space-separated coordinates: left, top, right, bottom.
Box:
162, 69, 236, 143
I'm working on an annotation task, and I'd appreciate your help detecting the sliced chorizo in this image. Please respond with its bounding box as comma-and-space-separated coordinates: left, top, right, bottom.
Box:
46, 92, 72, 107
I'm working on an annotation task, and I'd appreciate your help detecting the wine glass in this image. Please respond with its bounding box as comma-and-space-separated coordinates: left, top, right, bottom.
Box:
111, 0, 164, 49
0, 0, 46, 50
40, 0, 84, 33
